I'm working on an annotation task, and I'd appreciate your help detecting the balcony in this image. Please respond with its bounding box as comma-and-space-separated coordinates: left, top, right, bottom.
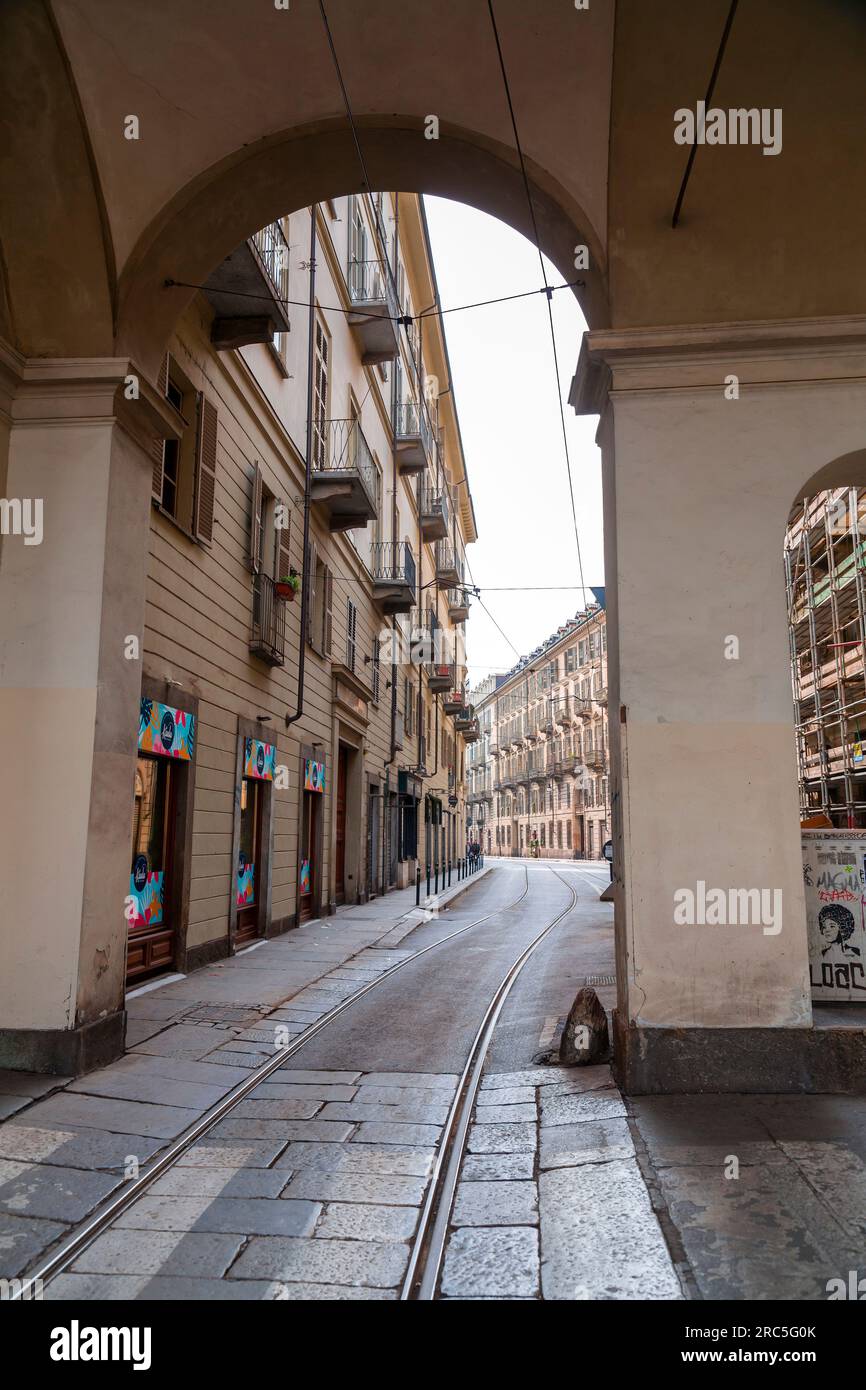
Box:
489, 738, 500, 758
249, 572, 287, 667
420, 481, 450, 541
204, 221, 291, 350
555, 702, 572, 726
435, 540, 461, 588
371, 541, 416, 614
394, 399, 433, 476
586, 748, 606, 771
347, 258, 399, 365
427, 661, 453, 693
595, 687, 608, 707
443, 689, 467, 717
458, 717, 481, 743
448, 587, 470, 622
311, 418, 379, 532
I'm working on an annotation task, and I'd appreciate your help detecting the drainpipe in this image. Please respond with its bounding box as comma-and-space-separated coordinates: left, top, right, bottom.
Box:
286, 204, 317, 730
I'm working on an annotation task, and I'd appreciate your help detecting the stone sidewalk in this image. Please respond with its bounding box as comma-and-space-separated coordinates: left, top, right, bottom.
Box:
0, 868, 491, 1281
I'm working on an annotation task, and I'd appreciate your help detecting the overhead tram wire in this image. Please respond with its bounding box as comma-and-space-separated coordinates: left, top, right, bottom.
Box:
485, 0, 588, 609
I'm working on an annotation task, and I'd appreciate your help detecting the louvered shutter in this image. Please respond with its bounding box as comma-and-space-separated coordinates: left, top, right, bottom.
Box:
323, 566, 333, 656
305, 538, 318, 648
276, 498, 291, 582
249, 463, 263, 573
151, 354, 169, 501
193, 394, 218, 545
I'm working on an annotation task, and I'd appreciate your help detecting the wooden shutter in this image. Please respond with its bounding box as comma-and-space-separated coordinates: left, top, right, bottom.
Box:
322, 566, 333, 656
346, 599, 357, 671
304, 538, 318, 649
249, 463, 263, 573
193, 394, 218, 545
276, 498, 291, 581
151, 354, 169, 501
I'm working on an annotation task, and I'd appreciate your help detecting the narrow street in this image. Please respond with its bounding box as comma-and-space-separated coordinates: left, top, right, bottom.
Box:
2, 860, 863, 1303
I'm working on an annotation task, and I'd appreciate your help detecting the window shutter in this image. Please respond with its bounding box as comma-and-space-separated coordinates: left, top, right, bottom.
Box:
323, 567, 333, 656
249, 463, 263, 573
151, 354, 169, 501
193, 394, 218, 545
304, 538, 318, 649
276, 498, 291, 581
346, 599, 357, 671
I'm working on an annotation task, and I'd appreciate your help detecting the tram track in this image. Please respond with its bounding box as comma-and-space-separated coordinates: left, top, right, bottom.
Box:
15, 865, 533, 1296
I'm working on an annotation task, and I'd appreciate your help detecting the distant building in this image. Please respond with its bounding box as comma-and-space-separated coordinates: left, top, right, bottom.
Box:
466, 600, 610, 858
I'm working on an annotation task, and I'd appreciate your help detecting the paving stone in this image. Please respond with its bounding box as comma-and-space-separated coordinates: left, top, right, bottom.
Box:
230, 1235, 408, 1288
236, 1027, 305, 1043
352, 1121, 441, 1147
255, 1082, 358, 1102
0, 1096, 31, 1120
537, 1065, 614, 1094
359, 1073, 458, 1091
467, 1122, 537, 1154
265, 1008, 326, 1023
103, 1055, 253, 1087
67, 1072, 229, 1110
0, 1158, 121, 1222
216, 1040, 275, 1056
73, 1229, 244, 1277
471, 1086, 535, 1106
211, 1117, 353, 1143
474, 1102, 537, 1124
481, 1068, 561, 1090
0, 1212, 68, 1278
319, 1101, 449, 1125
453, 1180, 538, 1227
233, 1098, 324, 1121
0, 1124, 164, 1172
23, 1092, 202, 1140
150, 1166, 290, 1198
176, 1140, 287, 1168
197, 1051, 267, 1069
273, 1069, 361, 1085
353, 1084, 445, 1106
132, 1025, 227, 1058
540, 1118, 635, 1170
116, 1194, 320, 1237
540, 1090, 627, 1127
46, 1273, 281, 1300
271, 1282, 396, 1300
539, 1160, 682, 1300
274, 1142, 434, 1177
316, 1202, 419, 1242
440, 1226, 539, 1298
460, 1152, 536, 1181
0, 1070, 71, 1098
282, 1169, 427, 1206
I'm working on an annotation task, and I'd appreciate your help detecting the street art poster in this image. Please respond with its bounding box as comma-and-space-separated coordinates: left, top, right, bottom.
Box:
304, 758, 325, 793
237, 852, 255, 908
300, 859, 311, 894
129, 855, 164, 930
802, 830, 866, 1002
139, 698, 195, 760
244, 738, 276, 780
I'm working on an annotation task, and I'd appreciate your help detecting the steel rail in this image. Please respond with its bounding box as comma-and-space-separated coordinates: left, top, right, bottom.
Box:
400, 863, 579, 1300
16, 865, 530, 1297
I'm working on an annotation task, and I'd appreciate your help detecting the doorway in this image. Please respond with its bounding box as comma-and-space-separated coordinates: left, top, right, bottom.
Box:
128, 754, 177, 982
335, 745, 349, 905
236, 775, 264, 947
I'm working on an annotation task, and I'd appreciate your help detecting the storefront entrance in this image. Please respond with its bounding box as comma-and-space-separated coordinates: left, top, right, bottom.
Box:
299, 751, 326, 924
236, 774, 264, 947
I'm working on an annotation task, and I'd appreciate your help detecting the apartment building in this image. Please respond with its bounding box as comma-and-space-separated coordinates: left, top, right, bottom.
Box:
130, 192, 476, 985
785, 487, 866, 827
466, 598, 609, 859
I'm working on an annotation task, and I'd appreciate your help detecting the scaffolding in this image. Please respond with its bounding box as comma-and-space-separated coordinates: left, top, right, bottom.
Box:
784, 487, 866, 827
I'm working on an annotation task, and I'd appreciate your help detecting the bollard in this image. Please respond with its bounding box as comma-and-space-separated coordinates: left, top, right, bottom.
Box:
416, 862, 421, 907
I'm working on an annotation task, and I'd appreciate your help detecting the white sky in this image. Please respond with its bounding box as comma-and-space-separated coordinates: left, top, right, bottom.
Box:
422, 195, 604, 685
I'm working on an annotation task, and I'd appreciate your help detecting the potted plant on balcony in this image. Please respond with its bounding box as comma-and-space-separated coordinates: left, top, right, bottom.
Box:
275, 568, 301, 602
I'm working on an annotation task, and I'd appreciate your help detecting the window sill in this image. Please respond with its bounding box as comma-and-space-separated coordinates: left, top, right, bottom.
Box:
265, 340, 292, 377
151, 499, 207, 548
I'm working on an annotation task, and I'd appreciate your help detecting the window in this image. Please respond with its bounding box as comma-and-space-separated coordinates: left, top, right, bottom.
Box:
346, 598, 357, 671
304, 539, 332, 656
372, 636, 380, 703
567, 823, 572, 849
313, 318, 329, 468
152, 355, 217, 544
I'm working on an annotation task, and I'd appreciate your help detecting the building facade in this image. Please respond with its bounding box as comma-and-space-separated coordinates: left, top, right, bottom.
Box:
129, 191, 476, 988
785, 487, 866, 828
467, 600, 609, 860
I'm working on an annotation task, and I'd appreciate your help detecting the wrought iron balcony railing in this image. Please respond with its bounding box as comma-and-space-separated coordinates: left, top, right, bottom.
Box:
348, 257, 400, 319
371, 540, 416, 593
310, 417, 379, 528
250, 571, 286, 666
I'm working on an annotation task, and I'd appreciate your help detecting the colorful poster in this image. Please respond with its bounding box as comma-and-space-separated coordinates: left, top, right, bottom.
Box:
128, 858, 164, 930
237, 853, 255, 908
803, 830, 866, 1002
245, 738, 276, 780
300, 859, 311, 894
139, 699, 195, 760
304, 758, 325, 793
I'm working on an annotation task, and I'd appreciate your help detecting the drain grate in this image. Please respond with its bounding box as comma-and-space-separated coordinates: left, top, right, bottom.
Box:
583, 973, 616, 987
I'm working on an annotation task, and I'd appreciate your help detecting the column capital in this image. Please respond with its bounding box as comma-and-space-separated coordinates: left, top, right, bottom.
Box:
570, 313, 866, 413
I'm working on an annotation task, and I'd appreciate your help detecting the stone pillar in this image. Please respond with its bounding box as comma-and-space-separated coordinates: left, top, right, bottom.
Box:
572, 317, 866, 1092
0, 352, 178, 1072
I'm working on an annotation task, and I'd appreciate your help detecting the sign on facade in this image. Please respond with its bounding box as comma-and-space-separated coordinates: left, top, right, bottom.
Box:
802, 829, 866, 1002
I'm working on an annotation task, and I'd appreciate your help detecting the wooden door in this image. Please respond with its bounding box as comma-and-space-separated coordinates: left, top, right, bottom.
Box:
335, 746, 348, 904
236, 776, 263, 946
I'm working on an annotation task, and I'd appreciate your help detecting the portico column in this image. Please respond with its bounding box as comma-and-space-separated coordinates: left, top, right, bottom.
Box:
572, 316, 866, 1092
0, 350, 177, 1072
